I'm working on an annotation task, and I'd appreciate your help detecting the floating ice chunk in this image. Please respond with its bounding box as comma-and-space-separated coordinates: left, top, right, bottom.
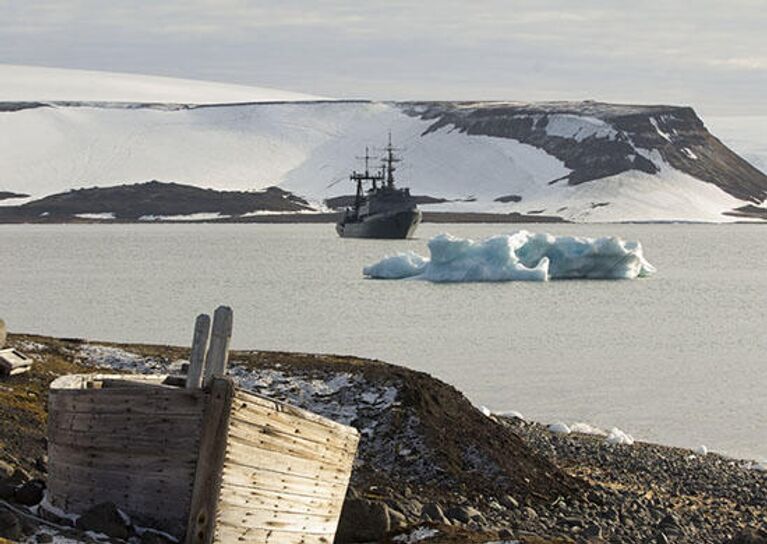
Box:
364, 231, 656, 282
548, 422, 571, 434
695, 445, 708, 456
605, 427, 635, 446
363, 250, 428, 279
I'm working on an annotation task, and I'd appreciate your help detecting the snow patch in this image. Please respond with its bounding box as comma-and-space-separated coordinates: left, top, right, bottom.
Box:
363, 231, 656, 282
74, 212, 115, 220
681, 147, 698, 160
138, 212, 228, 221
544, 114, 618, 142
649, 117, 672, 142
393, 527, 440, 542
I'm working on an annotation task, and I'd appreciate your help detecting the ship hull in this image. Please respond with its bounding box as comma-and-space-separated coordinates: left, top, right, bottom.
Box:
337, 208, 422, 239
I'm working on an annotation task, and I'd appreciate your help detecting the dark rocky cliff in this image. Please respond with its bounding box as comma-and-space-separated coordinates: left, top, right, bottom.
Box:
400, 101, 767, 203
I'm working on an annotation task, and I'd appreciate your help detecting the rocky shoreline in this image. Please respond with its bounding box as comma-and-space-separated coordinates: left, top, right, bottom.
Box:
0, 334, 764, 543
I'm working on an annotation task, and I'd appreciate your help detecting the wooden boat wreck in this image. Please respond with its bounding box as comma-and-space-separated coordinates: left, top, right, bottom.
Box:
45, 307, 360, 543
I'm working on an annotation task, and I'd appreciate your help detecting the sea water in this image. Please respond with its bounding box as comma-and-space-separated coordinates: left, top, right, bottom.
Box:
0, 222, 764, 461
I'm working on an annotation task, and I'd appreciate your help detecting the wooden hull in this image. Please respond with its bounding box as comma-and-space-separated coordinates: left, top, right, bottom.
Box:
46, 374, 359, 544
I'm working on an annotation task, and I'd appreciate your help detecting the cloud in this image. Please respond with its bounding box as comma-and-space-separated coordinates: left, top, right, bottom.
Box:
0, 0, 765, 114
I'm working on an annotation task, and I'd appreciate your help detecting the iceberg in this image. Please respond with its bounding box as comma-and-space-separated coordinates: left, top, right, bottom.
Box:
363, 231, 656, 282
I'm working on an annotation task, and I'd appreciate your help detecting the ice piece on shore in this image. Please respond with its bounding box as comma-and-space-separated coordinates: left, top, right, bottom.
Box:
497, 410, 526, 421
570, 422, 608, 436
695, 445, 708, 456
480, 405, 493, 417
605, 427, 635, 446
363, 231, 656, 282
548, 422, 571, 434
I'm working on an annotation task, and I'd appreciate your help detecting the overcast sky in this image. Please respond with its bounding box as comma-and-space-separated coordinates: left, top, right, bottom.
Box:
1, 0, 765, 115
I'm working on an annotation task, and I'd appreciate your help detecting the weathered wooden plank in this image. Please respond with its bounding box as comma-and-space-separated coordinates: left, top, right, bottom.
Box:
49, 450, 196, 479
221, 458, 350, 495
226, 420, 355, 464
235, 389, 356, 434
223, 445, 350, 483
203, 306, 233, 386
49, 388, 204, 416
49, 411, 202, 434
215, 523, 334, 544
187, 314, 210, 390
49, 425, 201, 453
231, 397, 359, 449
218, 483, 343, 517
220, 465, 347, 501
0, 318, 5, 348
185, 378, 235, 544
216, 502, 338, 534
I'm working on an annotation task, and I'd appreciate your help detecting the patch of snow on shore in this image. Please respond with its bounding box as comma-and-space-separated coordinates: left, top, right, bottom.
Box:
138, 212, 227, 221
74, 212, 115, 220
228, 363, 398, 426
570, 422, 608, 436
76, 345, 180, 374
393, 527, 440, 542
364, 231, 656, 282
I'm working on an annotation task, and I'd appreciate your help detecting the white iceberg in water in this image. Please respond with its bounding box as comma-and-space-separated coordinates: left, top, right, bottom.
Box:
363, 231, 656, 282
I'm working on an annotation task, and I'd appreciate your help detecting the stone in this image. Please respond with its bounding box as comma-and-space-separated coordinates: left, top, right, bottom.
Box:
444, 505, 484, 525
421, 502, 449, 524
0, 460, 13, 480
140, 531, 177, 544
36, 534, 54, 543
498, 528, 514, 539
500, 495, 520, 509
0, 509, 23, 541
75, 502, 131, 540
14, 479, 45, 506
335, 498, 390, 543
583, 522, 603, 540
658, 513, 684, 536
522, 506, 539, 521
728, 529, 767, 544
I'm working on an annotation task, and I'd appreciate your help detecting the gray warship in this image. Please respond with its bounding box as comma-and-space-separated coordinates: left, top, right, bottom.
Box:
336, 136, 422, 239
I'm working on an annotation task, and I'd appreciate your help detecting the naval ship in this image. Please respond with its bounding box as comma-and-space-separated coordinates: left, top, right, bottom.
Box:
336, 136, 422, 239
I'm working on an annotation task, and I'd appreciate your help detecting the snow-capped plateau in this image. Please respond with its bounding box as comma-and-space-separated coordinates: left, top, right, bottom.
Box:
1, 66, 765, 223
0, 64, 324, 104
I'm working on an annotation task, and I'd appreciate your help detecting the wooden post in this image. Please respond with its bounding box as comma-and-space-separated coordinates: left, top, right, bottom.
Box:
0, 319, 5, 349
203, 306, 233, 386
185, 378, 234, 544
186, 314, 211, 390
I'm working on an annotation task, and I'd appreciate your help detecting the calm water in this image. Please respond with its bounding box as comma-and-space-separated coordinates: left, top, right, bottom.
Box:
0, 223, 765, 461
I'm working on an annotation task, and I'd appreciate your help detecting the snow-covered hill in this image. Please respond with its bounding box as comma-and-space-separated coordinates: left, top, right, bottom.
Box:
0, 64, 324, 103
1, 66, 765, 223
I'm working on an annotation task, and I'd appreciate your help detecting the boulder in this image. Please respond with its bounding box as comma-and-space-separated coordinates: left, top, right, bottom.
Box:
0, 460, 14, 480
0, 509, 23, 541
728, 529, 767, 544
444, 505, 484, 525
15, 479, 45, 506
75, 502, 131, 540
334, 498, 391, 543
421, 502, 449, 524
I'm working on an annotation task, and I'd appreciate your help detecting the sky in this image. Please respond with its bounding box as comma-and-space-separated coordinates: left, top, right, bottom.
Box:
1, 0, 765, 115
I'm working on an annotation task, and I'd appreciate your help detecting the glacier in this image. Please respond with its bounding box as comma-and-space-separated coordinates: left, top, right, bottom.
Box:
363, 231, 656, 282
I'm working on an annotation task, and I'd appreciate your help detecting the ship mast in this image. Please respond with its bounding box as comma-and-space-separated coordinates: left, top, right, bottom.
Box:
382, 131, 401, 188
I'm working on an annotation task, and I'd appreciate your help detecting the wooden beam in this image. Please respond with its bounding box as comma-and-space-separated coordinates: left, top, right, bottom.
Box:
203, 306, 233, 386
186, 314, 211, 390
0, 318, 6, 349
185, 378, 235, 544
